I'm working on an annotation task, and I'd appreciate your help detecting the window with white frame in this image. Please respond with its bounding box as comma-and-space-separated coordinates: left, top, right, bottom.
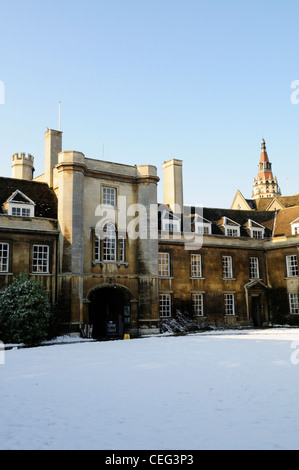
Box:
291, 218, 299, 235
191, 254, 202, 277
102, 187, 117, 207
192, 293, 204, 316
103, 223, 117, 261
11, 207, 21, 216
95, 235, 100, 261
23, 207, 31, 217
247, 219, 265, 239
194, 215, 212, 235
11, 207, 31, 217
226, 228, 239, 237
159, 294, 171, 317
159, 252, 170, 277
119, 236, 125, 262
222, 217, 240, 237
289, 293, 299, 314
161, 211, 180, 232
94, 227, 125, 263
286, 255, 298, 277
164, 222, 180, 232
32, 245, 49, 273
222, 256, 233, 278
251, 229, 264, 239
224, 293, 235, 315
0, 243, 9, 273
291, 224, 299, 235
196, 224, 211, 235
250, 257, 259, 279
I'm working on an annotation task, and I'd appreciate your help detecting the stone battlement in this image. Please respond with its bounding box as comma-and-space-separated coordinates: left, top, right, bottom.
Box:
12, 152, 34, 162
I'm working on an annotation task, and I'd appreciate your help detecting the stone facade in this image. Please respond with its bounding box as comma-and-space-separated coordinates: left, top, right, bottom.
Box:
0, 195, 58, 304
159, 232, 270, 326
0, 130, 298, 338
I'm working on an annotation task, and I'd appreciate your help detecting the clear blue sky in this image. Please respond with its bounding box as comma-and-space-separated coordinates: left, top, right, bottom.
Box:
1, 0, 299, 208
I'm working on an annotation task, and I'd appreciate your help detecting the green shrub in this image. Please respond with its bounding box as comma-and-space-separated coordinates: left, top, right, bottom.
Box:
47, 301, 70, 339
283, 314, 299, 327
267, 287, 291, 325
0, 272, 50, 346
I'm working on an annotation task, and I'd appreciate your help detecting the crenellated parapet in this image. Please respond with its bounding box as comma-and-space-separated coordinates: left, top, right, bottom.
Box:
11, 152, 34, 180
12, 152, 34, 162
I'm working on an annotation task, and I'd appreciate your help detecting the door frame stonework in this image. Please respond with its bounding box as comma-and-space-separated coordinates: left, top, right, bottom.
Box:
87, 283, 135, 338
245, 280, 268, 326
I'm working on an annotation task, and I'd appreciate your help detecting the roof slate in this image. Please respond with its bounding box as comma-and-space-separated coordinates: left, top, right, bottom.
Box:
0, 177, 57, 219
159, 204, 276, 237
273, 206, 299, 237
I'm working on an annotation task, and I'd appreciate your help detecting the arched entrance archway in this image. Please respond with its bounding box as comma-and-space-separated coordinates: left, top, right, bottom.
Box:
88, 284, 133, 339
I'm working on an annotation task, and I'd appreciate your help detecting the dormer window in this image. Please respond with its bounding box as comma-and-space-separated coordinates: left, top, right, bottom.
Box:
5, 190, 35, 217
246, 219, 265, 239
194, 214, 212, 235
291, 217, 299, 235
221, 217, 240, 237
251, 229, 264, 239
226, 227, 239, 237
161, 210, 180, 232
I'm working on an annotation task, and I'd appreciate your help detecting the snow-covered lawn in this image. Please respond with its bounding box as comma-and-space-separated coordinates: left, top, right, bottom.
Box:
1, 328, 299, 450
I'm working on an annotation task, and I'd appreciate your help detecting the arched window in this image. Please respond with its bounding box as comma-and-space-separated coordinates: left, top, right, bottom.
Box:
103, 222, 117, 261
94, 223, 126, 263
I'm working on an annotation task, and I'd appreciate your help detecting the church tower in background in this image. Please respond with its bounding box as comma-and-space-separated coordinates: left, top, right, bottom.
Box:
252, 139, 281, 200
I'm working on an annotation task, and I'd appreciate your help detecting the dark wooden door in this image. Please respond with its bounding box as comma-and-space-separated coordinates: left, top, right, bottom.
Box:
251, 296, 261, 327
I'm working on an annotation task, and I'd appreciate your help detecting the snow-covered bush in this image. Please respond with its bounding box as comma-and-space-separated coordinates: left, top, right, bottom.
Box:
160, 299, 211, 334
0, 272, 50, 346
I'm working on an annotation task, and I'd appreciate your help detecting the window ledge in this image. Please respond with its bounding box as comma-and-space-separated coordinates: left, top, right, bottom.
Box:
117, 262, 129, 268
92, 261, 128, 268
222, 278, 236, 281
190, 277, 205, 280
30, 272, 51, 276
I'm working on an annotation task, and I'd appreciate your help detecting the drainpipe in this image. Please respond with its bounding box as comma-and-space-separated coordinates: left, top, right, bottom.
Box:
55, 233, 58, 304
264, 213, 274, 324
263, 250, 270, 324
244, 284, 249, 322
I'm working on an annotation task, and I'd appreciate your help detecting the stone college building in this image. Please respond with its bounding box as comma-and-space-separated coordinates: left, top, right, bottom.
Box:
0, 130, 298, 338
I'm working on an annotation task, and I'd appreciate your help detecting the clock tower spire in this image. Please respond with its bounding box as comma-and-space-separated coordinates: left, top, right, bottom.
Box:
252, 139, 281, 200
